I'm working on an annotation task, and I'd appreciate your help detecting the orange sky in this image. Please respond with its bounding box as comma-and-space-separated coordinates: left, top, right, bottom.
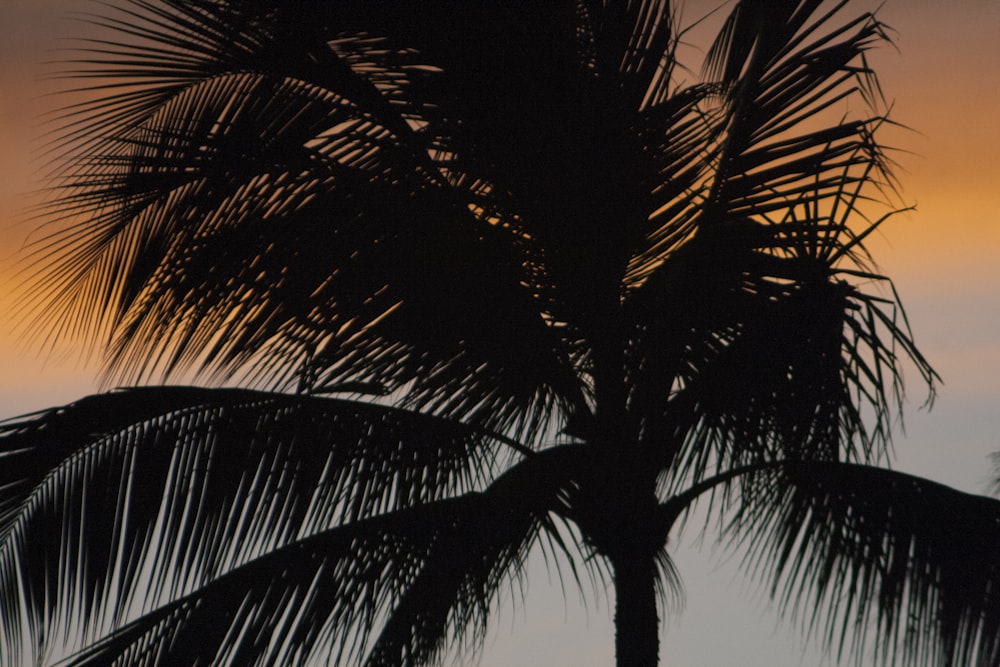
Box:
2, 1, 996, 412
0, 2, 998, 666
868, 0, 1000, 267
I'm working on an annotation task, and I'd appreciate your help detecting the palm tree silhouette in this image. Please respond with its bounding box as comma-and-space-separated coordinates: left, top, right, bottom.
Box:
4, 1, 1000, 665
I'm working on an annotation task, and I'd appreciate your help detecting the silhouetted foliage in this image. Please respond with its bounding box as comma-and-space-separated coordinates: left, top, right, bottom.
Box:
5, 1, 1000, 666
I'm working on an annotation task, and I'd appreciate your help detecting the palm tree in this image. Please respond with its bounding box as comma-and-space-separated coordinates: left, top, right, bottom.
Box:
5, 0, 1000, 665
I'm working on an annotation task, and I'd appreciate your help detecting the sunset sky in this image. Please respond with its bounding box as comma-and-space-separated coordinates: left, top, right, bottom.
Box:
0, 1, 998, 666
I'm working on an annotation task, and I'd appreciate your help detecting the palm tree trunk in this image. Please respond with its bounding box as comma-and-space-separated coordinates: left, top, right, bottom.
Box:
611, 551, 660, 667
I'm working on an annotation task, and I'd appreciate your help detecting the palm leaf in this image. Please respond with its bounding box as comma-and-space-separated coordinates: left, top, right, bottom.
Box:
629, 209, 934, 488
0, 387, 536, 664
731, 462, 1000, 667
45, 444, 589, 667
701, 0, 892, 222
53, 493, 545, 667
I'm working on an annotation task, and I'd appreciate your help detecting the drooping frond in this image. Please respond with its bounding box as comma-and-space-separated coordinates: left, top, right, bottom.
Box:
731, 462, 1000, 667
54, 486, 563, 667
70, 455, 591, 667
359, 445, 592, 667
0, 387, 542, 665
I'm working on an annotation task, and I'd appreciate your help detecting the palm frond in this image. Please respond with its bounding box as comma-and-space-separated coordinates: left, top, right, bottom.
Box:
361, 446, 590, 667
626, 83, 717, 286
54, 489, 556, 667
702, 0, 893, 222
0, 387, 531, 664
629, 208, 935, 490
22, 0, 592, 441
731, 462, 1000, 667
622, 1, 929, 488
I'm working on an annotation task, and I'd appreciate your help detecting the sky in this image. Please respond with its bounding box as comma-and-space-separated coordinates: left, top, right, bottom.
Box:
0, 1, 998, 666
